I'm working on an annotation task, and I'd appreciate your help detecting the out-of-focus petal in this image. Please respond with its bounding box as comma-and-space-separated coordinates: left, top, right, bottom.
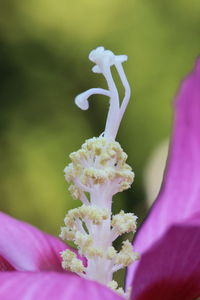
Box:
0, 271, 123, 300
0, 256, 15, 271
127, 58, 200, 286
0, 212, 71, 271
130, 214, 200, 300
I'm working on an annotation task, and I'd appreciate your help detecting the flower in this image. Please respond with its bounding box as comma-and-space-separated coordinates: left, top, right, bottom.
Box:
0, 51, 200, 300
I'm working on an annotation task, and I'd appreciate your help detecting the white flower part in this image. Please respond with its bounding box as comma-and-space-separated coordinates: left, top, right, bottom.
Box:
89, 46, 127, 73
75, 88, 110, 110
61, 47, 138, 298
75, 94, 89, 110
74, 46, 131, 141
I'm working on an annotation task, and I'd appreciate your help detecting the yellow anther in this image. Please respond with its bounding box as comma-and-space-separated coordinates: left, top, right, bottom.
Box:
115, 240, 139, 267
65, 205, 108, 226
83, 168, 107, 185
112, 211, 137, 235
119, 182, 131, 192
64, 163, 75, 183
95, 147, 102, 156
108, 280, 118, 290
74, 232, 92, 251
107, 246, 117, 260
117, 288, 126, 298
108, 281, 130, 299
61, 249, 85, 273
68, 185, 82, 200
59, 227, 75, 241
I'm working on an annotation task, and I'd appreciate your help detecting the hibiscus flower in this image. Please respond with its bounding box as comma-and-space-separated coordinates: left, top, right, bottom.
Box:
0, 50, 200, 300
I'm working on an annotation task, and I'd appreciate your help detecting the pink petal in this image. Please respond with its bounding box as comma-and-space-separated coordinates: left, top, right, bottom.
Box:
0, 212, 72, 271
127, 58, 200, 286
0, 271, 123, 300
0, 256, 15, 271
130, 214, 200, 300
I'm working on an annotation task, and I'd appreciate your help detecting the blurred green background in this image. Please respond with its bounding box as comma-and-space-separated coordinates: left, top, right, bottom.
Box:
0, 0, 200, 283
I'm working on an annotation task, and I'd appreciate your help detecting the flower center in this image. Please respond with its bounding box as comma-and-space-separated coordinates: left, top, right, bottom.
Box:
60, 47, 138, 299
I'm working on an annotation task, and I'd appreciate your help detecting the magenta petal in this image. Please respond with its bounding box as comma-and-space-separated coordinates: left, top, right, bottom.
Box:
127, 59, 200, 286
0, 271, 123, 300
0, 212, 71, 271
0, 256, 15, 271
130, 215, 200, 300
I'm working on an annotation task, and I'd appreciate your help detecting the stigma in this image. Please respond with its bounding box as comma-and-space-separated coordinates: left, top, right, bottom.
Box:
75, 46, 131, 141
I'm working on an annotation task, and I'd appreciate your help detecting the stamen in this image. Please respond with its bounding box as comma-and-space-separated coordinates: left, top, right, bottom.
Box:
64, 137, 134, 199
60, 249, 85, 275
107, 280, 131, 299
114, 240, 140, 267
60, 47, 138, 298
111, 211, 137, 241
